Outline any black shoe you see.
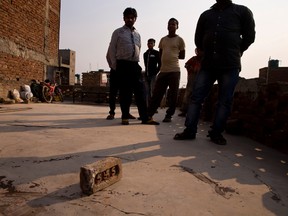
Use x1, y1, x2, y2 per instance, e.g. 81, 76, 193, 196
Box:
207, 130, 227, 145
121, 119, 129, 125
174, 131, 196, 140
142, 118, 160, 125
162, 115, 172, 122
106, 114, 115, 120
128, 114, 136, 119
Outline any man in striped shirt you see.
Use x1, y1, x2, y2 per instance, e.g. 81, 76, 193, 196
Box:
107, 7, 159, 125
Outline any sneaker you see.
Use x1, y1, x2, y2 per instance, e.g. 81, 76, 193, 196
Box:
162, 116, 172, 122
174, 131, 196, 140
106, 114, 115, 120
207, 130, 227, 145
128, 114, 136, 119
142, 118, 160, 125
121, 119, 129, 125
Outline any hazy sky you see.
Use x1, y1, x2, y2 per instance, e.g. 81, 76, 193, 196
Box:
59, 0, 288, 87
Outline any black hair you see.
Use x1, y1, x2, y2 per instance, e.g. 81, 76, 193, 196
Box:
148, 38, 155, 43
123, 7, 137, 18
168, 18, 179, 27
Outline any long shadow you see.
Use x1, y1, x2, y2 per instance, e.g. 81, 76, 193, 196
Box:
0, 104, 123, 133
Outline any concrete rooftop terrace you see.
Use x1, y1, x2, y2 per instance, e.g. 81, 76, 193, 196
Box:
0, 102, 287, 215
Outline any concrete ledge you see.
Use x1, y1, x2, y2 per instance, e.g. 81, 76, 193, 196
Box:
80, 157, 122, 195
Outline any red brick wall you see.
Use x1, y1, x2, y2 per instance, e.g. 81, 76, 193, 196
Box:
0, 0, 61, 98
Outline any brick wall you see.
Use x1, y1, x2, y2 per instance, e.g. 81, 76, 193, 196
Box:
259, 67, 288, 84
0, 0, 61, 98
82, 71, 109, 87
203, 80, 288, 154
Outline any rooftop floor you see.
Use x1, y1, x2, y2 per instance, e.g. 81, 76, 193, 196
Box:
0, 102, 287, 215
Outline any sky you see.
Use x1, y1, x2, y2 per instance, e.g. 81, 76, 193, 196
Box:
59, 0, 288, 87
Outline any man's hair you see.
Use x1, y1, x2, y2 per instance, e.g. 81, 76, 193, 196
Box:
148, 38, 155, 43
168, 18, 179, 27
123, 7, 137, 18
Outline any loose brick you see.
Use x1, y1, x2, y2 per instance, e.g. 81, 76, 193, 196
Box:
80, 157, 122, 195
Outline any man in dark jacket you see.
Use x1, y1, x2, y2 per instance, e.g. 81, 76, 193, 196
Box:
174, 0, 255, 145
143, 38, 161, 104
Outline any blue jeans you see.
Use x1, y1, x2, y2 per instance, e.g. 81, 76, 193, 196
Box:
185, 68, 239, 134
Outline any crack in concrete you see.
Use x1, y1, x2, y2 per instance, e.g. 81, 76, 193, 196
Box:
93, 155, 151, 164
91, 199, 147, 215
173, 165, 237, 199
33, 155, 79, 164
8, 124, 69, 129
0, 107, 32, 113
212, 151, 284, 204
252, 170, 283, 205
0, 176, 45, 196
0, 176, 15, 193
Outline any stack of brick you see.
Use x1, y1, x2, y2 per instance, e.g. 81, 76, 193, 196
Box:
72, 71, 109, 103
226, 82, 288, 153
82, 72, 102, 87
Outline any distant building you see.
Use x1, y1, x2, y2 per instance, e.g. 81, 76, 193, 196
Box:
75, 74, 81, 85
259, 59, 288, 84
58, 49, 76, 85
82, 70, 109, 87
